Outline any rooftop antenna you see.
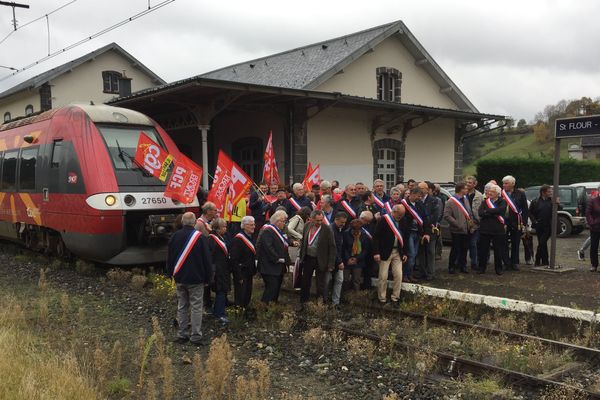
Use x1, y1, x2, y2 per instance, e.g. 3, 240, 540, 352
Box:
0, 1, 30, 30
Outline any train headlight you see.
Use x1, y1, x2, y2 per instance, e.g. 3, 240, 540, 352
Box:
105, 195, 117, 206
124, 195, 136, 207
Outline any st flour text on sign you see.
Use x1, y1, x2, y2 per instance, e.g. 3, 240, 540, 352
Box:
555, 115, 600, 139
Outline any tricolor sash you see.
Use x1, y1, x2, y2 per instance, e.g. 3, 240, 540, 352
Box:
173, 230, 202, 276
322, 213, 331, 226
362, 227, 373, 240
311, 201, 317, 209
486, 198, 505, 224
196, 217, 210, 232
209, 234, 228, 256
401, 199, 424, 226
308, 225, 321, 246
235, 232, 255, 254
263, 224, 288, 248
340, 200, 357, 219
383, 214, 404, 248
289, 197, 301, 211
384, 201, 394, 215
449, 196, 471, 221
373, 194, 385, 209
501, 190, 523, 226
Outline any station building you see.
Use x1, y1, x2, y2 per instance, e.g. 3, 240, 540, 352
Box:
111, 20, 504, 187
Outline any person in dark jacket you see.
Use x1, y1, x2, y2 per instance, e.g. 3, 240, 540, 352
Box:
298, 209, 337, 303
417, 181, 442, 280
268, 188, 289, 219
330, 212, 348, 306
477, 184, 512, 275
529, 185, 560, 267
286, 183, 313, 216
373, 204, 408, 305
229, 216, 256, 308
401, 188, 431, 282
167, 212, 213, 345
501, 175, 528, 269
343, 219, 372, 291
249, 183, 271, 234
257, 210, 291, 303
208, 218, 231, 324
585, 184, 600, 272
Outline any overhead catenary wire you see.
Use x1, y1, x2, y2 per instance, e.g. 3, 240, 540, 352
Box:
0, 0, 79, 46
0, 0, 175, 82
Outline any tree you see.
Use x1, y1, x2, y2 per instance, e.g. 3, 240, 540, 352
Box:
505, 117, 515, 129
517, 119, 527, 128
533, 121, 551, 143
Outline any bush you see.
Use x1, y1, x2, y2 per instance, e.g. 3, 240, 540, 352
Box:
475, 157, 600, 188
147, 274, 176, 299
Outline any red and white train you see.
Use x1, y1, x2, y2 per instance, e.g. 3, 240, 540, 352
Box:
0, 103, 198, 265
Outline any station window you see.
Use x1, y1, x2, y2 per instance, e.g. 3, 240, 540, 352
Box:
376, 148, 397, 190
232, 137, 262, 183
376, 67, 401, 102
19, 147, 38, 191
51, 140, 63, 168
3, 112, 10, 123
2, 150, 18, 191
25, 104, 33, 116
102, 70, 122, 94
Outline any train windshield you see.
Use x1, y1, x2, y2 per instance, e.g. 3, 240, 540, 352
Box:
97, 125, 164, 170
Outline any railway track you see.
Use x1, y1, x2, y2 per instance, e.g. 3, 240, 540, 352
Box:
282, 287, 600, 397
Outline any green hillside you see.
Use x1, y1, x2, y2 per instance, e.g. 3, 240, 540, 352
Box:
463, 134, 579, 177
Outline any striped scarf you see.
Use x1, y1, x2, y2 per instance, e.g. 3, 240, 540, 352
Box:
351, 230, 362, 256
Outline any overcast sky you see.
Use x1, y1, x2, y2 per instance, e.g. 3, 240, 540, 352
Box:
1, 0, 598, 121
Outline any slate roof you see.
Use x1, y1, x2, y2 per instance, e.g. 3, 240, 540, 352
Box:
201, 20, 478, 112
0, 43, 166, 100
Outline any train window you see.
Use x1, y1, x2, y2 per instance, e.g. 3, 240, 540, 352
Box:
2, 151, 17, 191
19, 147, 38, 191
96, 125, 164, 170
51, 140, 63, 168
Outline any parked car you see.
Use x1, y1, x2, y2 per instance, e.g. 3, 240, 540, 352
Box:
569, 182, 600, 196
524, 185, 587, 237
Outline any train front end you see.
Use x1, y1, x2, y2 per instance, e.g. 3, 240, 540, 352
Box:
69, 104, 198, 265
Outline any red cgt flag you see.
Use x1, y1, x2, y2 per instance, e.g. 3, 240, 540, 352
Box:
208, 151, 254, 217
134, 132, 174, 182
164, 154, 203, 204
262, 131, 280, 185
303, 163, 320, 192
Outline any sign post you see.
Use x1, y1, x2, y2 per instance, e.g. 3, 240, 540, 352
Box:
550, 115, 600, 268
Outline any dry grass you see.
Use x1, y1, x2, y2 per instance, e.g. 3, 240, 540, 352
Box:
279, 311, 295, 331
382, 393, 400, 400
38, 296, 49, 326
110, 340, 123, 377
370, 318, 392, 337
346, 337, 375, 362
247, 358, 270, 398
38, 267, 48, 291
303, 327, 327, 351
0, 298, 102, 399
93, 346, 109, 387
205, 334, 234, 398
130, 274, 147, 290
60, 293, 70, 323
106, 268, 133, 284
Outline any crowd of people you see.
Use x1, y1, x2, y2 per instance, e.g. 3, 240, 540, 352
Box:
166, 175, 562, 345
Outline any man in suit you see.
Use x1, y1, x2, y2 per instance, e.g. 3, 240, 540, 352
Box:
257, 210, 291, 303
268, 188, 289, 219
249, 183, 270, 232
298, 209, 337, 304
373, 204, 408, 306
330, 212, 348, 306
401, 188, 431, 282
167, 212, 213, 346
286, 183, 313, 216
502, 175, 527, 270
444, 182, 474, 274
230, 216, 257, 308
465, 176, 484, 270
416, 181, 442, 281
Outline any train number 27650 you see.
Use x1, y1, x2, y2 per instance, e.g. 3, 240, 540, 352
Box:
141, 197, 168, 205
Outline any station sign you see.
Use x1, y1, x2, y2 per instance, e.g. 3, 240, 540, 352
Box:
555, 115, 600, 138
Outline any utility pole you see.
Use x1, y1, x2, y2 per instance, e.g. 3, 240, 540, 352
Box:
0, 1, 30, 31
